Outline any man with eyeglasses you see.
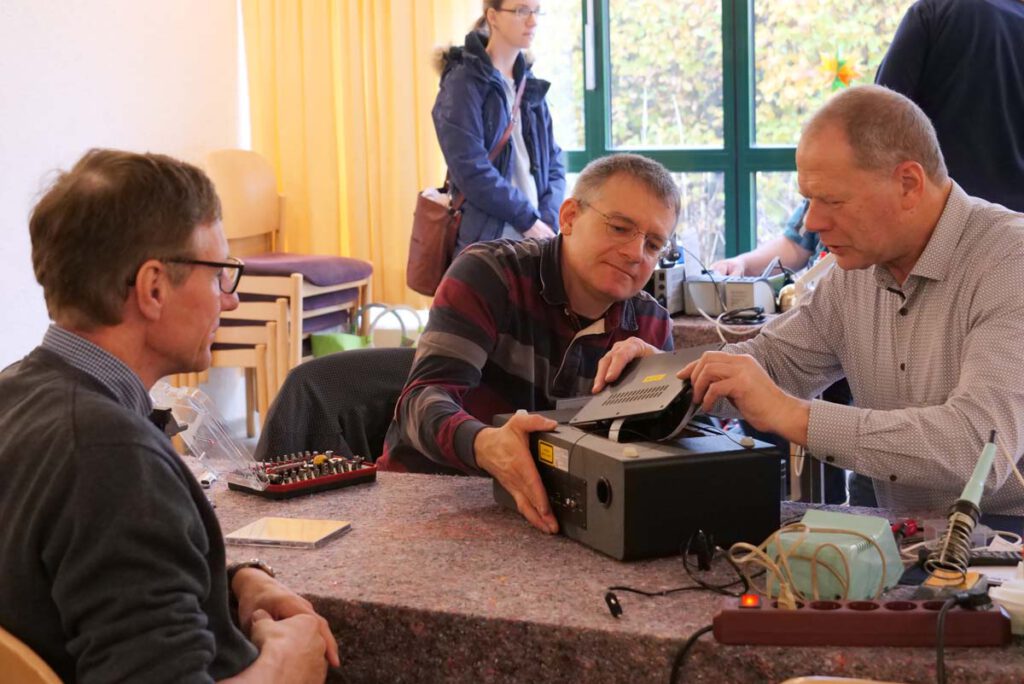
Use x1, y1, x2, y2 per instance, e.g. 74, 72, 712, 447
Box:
381, 153, 678, 533
0, 149, 338, 682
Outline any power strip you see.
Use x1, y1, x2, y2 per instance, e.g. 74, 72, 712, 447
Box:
712, 596, 1010, 646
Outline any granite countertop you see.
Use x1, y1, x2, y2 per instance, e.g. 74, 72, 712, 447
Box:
214, 472, 1023, 683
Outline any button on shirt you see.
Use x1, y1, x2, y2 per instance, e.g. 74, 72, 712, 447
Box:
723, 183, 1024, 514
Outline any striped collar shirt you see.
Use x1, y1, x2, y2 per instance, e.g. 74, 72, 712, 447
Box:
41, 324, 152, 419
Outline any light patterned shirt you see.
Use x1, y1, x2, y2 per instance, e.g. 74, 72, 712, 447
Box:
724, 183, 1024, 514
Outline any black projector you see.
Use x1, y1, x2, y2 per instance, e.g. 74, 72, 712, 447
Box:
493, 418, 781, 560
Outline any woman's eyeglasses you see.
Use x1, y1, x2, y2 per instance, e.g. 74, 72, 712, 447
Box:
496, 6, 545, 20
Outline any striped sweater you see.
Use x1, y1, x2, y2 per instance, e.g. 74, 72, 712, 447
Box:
379, 237, 672, 474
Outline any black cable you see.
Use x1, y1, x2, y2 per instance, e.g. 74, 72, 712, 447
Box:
935, 589, 992, 684
608, 584, 708, 598
680, 245, 729, 312
603, 533, 753, 619
719, 306, 766, 325
680, 539, 751, 597
669, 624, 714, 684
936, 595, 957, 684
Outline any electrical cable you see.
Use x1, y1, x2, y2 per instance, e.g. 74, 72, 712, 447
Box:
935, 595, 957, 684
678, 246, 733, 344
729, 523, 890, 602
679, 245, 728, 310
604, 533, 755, 620
669, 624, 714, 684
719, 307, 766, 326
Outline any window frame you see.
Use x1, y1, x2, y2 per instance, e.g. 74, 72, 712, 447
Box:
565, 0, 796, 258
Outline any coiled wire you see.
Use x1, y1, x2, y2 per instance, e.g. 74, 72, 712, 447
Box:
924, 510, 975, 583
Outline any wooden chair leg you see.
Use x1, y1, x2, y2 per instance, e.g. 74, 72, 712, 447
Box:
275, 298, 289, 392
255, 343, 269, 431
264, 321, 278, 405
289, 273, 303, 369
244, 367, 256, 438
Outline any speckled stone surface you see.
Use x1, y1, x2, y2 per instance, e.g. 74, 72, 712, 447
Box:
672, 314, 776, 349
214, 472, 1024, 683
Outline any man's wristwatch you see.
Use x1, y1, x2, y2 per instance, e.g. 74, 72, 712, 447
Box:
227, 559, 276, 584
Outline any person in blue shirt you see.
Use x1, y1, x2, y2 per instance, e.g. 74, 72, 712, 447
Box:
433, 0, 565, 254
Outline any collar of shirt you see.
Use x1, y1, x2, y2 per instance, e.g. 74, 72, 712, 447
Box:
41, 324, 153, 419
872, 181, 968, 291
537, 236, 638, 334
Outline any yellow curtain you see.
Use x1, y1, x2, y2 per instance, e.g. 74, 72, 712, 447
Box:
242, 0, 479, 305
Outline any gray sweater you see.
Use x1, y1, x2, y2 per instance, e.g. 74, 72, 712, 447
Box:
0, 348, 257, 683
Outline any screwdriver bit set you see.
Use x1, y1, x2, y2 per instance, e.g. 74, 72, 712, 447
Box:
227, 451, 377, 499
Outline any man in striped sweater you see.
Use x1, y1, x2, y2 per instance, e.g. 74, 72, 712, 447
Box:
381, 154, 680, 533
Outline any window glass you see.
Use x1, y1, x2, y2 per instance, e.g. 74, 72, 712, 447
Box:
609, 0, 723, 149
753, 1, 914, 145
754, 171, 802, 246
674, 172, 726, 268
531, 3, 585, 150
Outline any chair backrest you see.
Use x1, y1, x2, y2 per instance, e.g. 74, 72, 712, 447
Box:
255, 347, 416, 461
0, 626, 61, 684
205, 149, 281, 255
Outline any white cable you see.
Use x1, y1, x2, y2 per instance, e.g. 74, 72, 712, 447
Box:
693, 304, 762, 344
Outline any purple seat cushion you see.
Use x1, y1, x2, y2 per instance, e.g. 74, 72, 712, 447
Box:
241, 252, 373, 287
213, 310, 351, 351
238, 289, 358, 334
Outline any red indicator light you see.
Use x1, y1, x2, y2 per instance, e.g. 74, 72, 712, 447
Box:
739, 593, 761, 609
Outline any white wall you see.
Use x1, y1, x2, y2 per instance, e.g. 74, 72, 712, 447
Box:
0, 0, 242, 366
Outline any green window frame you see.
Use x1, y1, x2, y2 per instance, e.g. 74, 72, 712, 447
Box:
568, 0, 792, 259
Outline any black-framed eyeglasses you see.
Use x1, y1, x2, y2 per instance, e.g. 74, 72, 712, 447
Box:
578, 201, 672, 260
165, 256, 245, 294
496, 6, 545, 20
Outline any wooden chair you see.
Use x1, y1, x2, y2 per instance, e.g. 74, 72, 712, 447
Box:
0, 626, 61, 684
171, 297, 287, 437
205, 149, 373, 369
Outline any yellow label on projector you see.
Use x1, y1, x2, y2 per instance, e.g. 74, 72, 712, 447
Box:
538, 441, 555, 465
642, 373, 666, 383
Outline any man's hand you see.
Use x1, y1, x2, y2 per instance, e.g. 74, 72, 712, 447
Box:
232, 568, 340, 668
593, 337, 661, 393
678, 351, 810, 446
474, 412, 559, 534
709, 256, 746, 276
523, 220, 556, 240
244, 609, 329, 684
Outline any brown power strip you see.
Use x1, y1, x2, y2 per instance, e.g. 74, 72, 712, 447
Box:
712, 596, 1011, 647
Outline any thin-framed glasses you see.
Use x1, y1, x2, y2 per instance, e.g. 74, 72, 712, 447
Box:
165, 256, 245, 294
496, 6, 545, 20
578, 201, 672, 260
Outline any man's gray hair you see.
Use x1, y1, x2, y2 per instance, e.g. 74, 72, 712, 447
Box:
572, 153, 681, 219
803, 84, 948, 183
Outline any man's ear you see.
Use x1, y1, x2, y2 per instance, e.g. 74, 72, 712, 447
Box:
131, 259, 168, 322
895, 160, 926, 209
559, 197, 581, 236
